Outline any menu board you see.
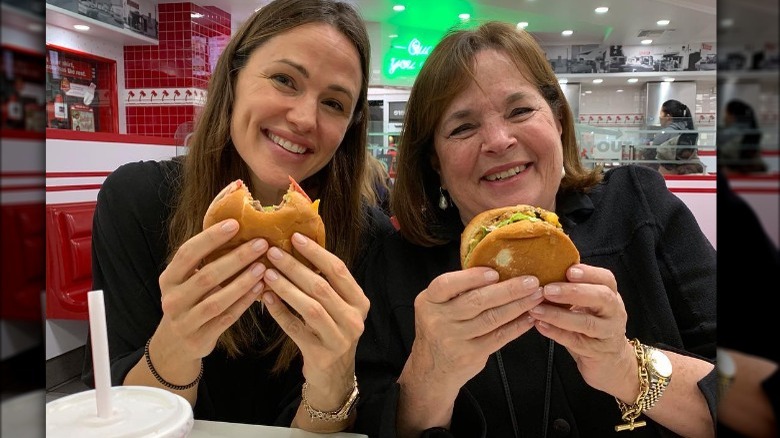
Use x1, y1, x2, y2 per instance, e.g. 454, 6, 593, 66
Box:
45, 48, 99, 131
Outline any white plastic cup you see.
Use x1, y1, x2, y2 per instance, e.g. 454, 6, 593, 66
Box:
46, 386, 194, 438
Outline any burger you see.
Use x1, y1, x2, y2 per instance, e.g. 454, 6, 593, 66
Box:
202, 177, 326, 272
460, 205, 579, 285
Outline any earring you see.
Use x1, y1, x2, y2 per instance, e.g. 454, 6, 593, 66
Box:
439, 187, 450, 210
561, 166, 566, 179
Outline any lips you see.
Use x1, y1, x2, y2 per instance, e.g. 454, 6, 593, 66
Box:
483, 164, 528, 181
267, 131, 308, 154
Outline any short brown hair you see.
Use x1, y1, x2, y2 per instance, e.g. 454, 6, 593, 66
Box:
391, 21, 602, 246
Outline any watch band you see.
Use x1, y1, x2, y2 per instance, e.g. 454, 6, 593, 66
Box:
641, 346, 671, 411
302, 375, 359, 422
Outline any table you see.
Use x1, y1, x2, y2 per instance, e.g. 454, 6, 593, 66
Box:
191, 420, 368, 437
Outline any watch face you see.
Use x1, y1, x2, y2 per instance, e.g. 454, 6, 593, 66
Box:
650, 349, 673, 378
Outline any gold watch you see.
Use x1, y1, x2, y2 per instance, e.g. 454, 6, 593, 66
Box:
302, 375, 359, 422
640, 345, 673, 411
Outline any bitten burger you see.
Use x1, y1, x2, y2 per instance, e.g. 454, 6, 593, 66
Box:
460, 205, 579, 285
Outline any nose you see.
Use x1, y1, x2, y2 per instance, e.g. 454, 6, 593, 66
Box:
480, 118, 515, 154
287, 95, 317, 133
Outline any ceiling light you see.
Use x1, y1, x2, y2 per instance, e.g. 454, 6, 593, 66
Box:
657, 19, 670, 26
190, 12, 203, 18
616, 89, 624, 92
517, 21, 529, 29
585, 90, 593, 94
73, 24, 90, 31
720, 18, 734, 28
627, 78, 639, 83
663, 77, 675, 82
562, 30, 573, 36
595, 7, 609, 13
458, 13, 470, 20
558, 78, 568, 84
388, 34, 398, 39
393, 5, 405, 12
641, 39, 653, 44
592, 79, 603, 84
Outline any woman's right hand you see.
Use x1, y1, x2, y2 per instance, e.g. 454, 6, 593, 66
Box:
396, 268, 544, 434
126, 219, 268, 395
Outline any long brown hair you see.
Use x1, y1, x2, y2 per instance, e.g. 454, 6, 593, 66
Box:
167, 0, 371, 373
391, 21, 602, 247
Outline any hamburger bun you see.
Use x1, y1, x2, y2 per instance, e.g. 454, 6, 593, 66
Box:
461, 205, 579, 285
202, 177, 326, 273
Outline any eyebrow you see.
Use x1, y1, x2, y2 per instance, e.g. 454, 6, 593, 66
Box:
442, 91, 532, 124
276, 58, 355, 101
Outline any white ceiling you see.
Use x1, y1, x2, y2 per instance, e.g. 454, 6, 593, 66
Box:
166, 0, 718, 47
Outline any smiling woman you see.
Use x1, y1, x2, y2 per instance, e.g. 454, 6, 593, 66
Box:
81, 0, 395, 434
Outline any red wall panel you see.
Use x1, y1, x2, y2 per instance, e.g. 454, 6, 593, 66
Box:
0, 203, 45, 320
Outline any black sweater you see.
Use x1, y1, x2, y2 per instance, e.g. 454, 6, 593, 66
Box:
354, 165, 718, 438
82, 159, 394, 426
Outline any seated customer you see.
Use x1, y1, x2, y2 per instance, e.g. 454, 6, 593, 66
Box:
653, 99, 704, 174
354, 21, 717, 437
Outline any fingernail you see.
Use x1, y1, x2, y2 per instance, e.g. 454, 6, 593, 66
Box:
265, 269, 278, 282
569, 267, 583, 279
221, 220, 238, 233
530, 288, 543, 300
251, 239, 268, 252
522, 276, 538, 289
545, 285, 561, 296
484, 270, 499, 282
252, 282, 264, 294
268, 247, 283, 260
251, 263, 265, 277
292, 233, 307, 245
530, 305, 545, 315
262, 292, 275, 305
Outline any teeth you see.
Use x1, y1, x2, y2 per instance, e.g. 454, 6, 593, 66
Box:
268, 132, 307, 154
485, 165, 526, 181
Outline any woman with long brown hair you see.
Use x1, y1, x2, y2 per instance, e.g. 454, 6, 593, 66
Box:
82, 0, 392, 432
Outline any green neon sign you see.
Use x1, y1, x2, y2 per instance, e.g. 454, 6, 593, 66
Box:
382, 28, 445, 81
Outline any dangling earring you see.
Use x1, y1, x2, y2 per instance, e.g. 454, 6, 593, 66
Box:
561, 166, 566, 179
439, 187, 450, 210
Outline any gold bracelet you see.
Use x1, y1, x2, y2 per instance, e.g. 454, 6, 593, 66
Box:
144, 338, 203, 391
301, 375, 359, 422
615, 339, 650, 432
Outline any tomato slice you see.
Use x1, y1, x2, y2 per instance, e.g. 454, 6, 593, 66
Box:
288, 175, 312, 202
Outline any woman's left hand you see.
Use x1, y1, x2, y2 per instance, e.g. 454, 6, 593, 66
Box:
260, 232, 368, 412
529, 264, 637, 398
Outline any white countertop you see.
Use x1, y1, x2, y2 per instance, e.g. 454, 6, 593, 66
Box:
191, 420, 368, 438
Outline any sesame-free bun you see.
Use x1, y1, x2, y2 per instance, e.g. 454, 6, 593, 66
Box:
460, 205, 579, 285
202, 178, 326, 271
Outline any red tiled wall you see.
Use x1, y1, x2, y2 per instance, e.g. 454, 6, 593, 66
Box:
124, 2, 230, 137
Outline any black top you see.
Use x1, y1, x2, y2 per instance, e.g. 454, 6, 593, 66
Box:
353, 165, 718, 438
82, 159, 395, 425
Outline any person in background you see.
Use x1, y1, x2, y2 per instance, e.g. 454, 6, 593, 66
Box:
719, 99, 767, 173
652, 99, 704, 174
364, 153, 393, 215
354, 21, 716, 437
82, 0, 392, 432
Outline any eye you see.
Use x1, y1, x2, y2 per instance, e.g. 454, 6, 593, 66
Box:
448, 123, 476, 137
509, 107, 535, 119
323, 99, 345, 113
270, 74, 295, 89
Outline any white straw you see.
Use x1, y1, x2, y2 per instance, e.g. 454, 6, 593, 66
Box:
87, 290, 113, 418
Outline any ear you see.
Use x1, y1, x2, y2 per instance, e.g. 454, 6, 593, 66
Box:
430, 152, 442, 175
556, 117, 563, 137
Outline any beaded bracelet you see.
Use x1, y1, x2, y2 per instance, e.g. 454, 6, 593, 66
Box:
144, 338, 203, 391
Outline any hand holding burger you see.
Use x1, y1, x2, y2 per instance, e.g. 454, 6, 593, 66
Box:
461, 205, 579, 285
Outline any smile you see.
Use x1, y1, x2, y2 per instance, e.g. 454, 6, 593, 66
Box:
484, 164, 527, 181
268, 132, 307, 154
